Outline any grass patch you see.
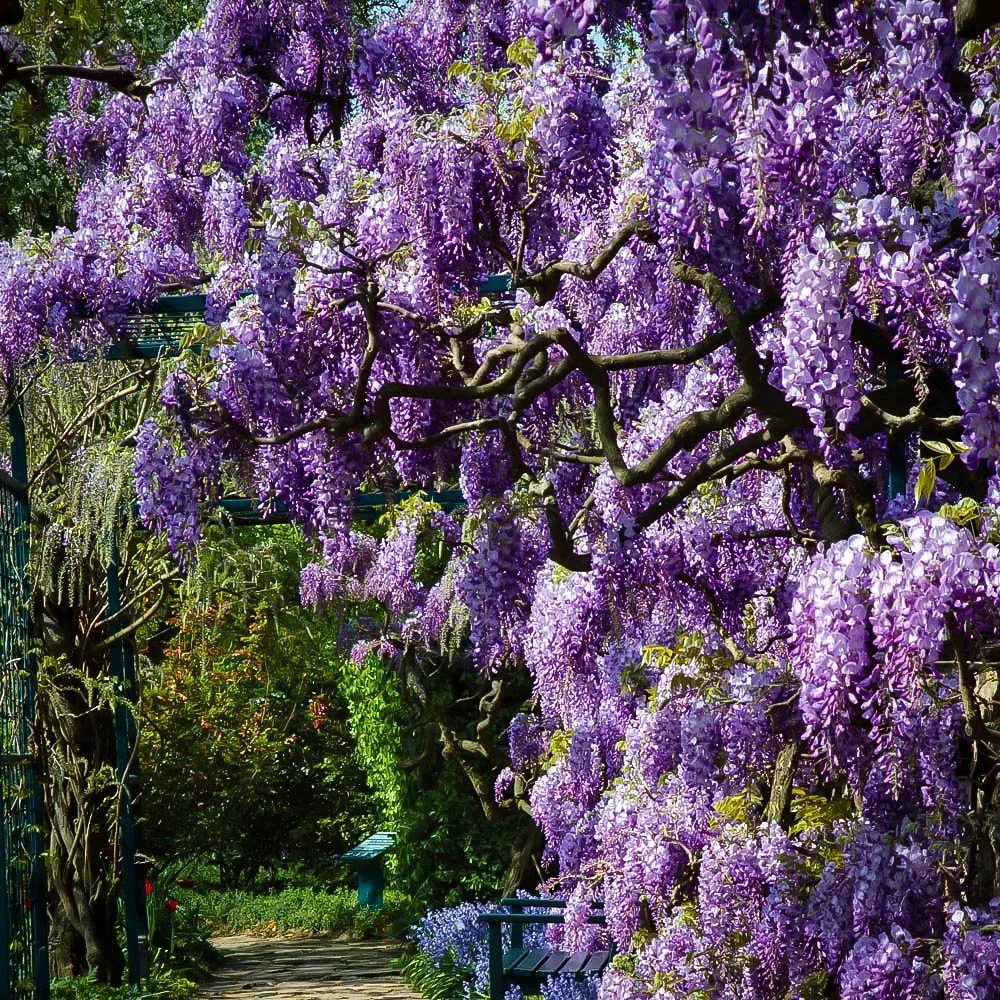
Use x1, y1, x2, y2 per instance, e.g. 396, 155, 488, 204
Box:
51, 971, 199, 1000
198, 886, 408, 937
395, 950, 482, 1000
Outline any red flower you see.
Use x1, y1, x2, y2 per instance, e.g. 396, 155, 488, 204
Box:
175, 878, 196, 889
145, 877, 154, 897
165, 898, 179, 912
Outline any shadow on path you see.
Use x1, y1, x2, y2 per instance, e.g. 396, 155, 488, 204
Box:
198, 935, 422, 999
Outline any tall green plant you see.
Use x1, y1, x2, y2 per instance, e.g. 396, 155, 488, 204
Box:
139, 526, 376, 884
337, 652, 533, 914
337, 653, 406, 824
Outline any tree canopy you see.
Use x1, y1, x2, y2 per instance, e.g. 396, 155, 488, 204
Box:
4, 0, 1000, 995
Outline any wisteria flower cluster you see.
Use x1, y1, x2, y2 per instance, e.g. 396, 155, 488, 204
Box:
4, 0, 1000, 997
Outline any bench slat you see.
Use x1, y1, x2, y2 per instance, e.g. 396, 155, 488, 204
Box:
562, 952, 591, 975
537, 950, 571, 974
583, 950, 612, 973
502, 949, 527, 973
511, 949, 550, 974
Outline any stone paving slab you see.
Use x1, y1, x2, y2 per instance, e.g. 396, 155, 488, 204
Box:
198, 935, 423, 1000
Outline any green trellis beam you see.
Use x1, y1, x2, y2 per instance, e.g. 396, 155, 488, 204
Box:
106, 540, 148, 986
0, 277, 491, 993
186, 490, 466, 526
104, 276, 513, 361
3, 397, 50, 1000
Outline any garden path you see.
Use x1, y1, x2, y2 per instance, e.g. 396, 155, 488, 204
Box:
198, 934, 422, 1000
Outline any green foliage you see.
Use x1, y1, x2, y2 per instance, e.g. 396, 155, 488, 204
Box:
139, 527, 376, 884
939, 496, 984, 528
197, 886, 407, 937
35, 440, 137, 600
140, 865, 221, 980
338, 653, 406, 823
337, 651, 530, 916
395, 949, 483, 1000
12, 0, 203, 64
391, 785, 526, 912
0, 0, 206, 237
0, 110, 75, 236
795, 970, 831, 1000
139, 606, 375, 883
51, 970, 198, 1000
914, 438, 970, 504
788, 788, 855, 837
713, 787, 764, 826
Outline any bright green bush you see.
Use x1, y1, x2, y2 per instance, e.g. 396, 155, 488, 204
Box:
197, 886, 408, 937
139, 526, 377, 886
339, 653, 533, 918
51, 971, 199, 1000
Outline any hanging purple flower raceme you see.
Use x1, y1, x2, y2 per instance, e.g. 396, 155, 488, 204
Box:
780, 228, 860, 454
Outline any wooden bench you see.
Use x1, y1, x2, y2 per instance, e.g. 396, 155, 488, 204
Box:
479, 897, 613, 999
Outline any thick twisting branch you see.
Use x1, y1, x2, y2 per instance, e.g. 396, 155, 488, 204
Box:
0, 44, 161, 101
668, 261, 768, 390
516, 217, 658, 305
956, 0, 1000, 37
947, 614, 1000, 746
766, 742, 801, 828
0, 468, 29, 502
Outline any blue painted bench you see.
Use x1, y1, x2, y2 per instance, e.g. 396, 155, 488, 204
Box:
479, 897, 613, 1000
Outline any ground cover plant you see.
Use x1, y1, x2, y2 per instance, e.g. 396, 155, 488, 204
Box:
3, 1, 1000, 998
196, 886, 407, 937
50, 972, 199, 1000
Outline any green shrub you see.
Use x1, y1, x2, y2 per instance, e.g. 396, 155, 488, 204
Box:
339, 653, 534, 919
140, 867, 221, 980
394, 950, 481, 1000
139, 526, 377, 887
51, 971, 199, 1000
198, 886, 408, 937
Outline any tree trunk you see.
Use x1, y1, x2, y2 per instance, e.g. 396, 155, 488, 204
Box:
37, 660, 126, 986
48, 902, 85, 979
956, 0, 1000, 38
502, 823, 544, 896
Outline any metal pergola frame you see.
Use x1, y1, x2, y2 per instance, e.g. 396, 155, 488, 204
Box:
1, 284, 477, 993
3, 276, 907, 996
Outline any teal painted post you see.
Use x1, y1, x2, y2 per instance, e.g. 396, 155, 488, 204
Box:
509, 900, 523, 950
0, 784, 10, 1000
888, 440, 907, 500
487, 921, 504, 1000
107, 542, 148, 984
10, 399, 50, 1000
355, 861, 384, 910
340, 832, 394, 912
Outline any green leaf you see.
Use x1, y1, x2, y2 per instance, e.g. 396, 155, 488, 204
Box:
940, 498, 981, 526
447, 59, 474, 79
507, 37, 537, 68
915, 460, 937, 504
922, 439, 952, 455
